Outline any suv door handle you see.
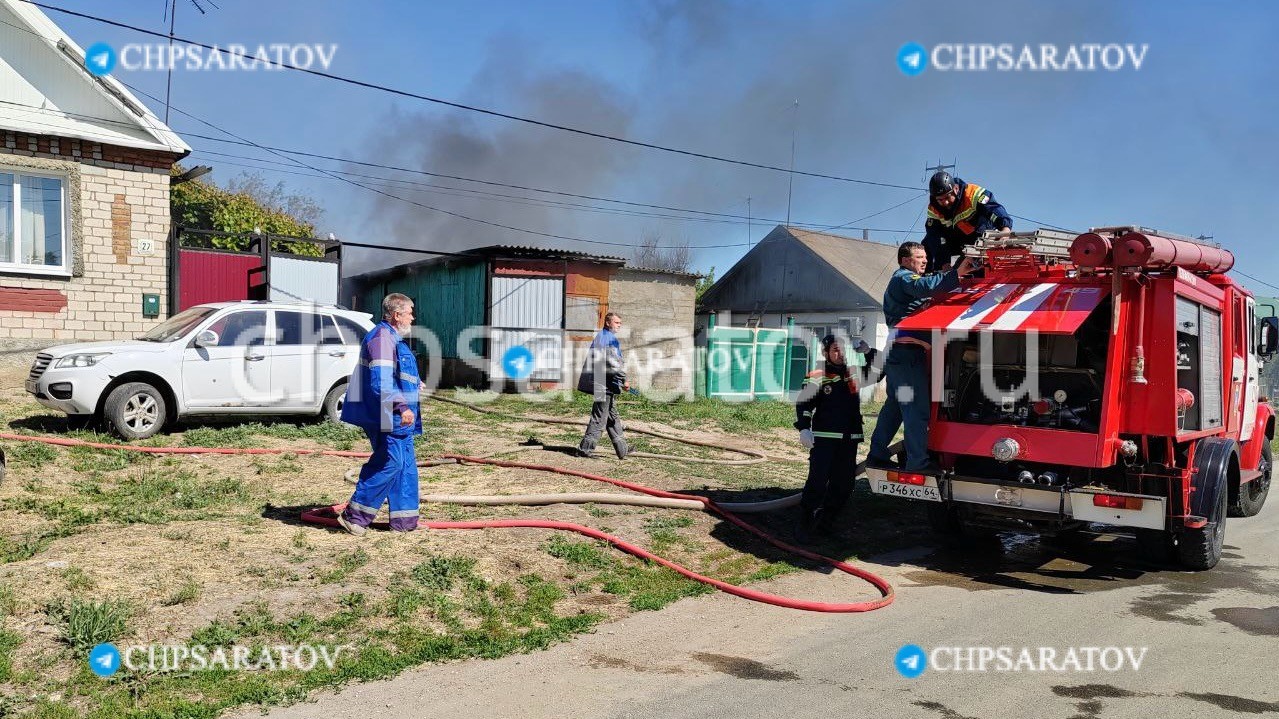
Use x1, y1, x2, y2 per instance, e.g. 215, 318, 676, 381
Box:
246, 354, 266, 362
329, 350, 347, 357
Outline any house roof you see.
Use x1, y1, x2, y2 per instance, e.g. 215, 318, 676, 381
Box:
696, 225, 902, 314
0, 0, 190, 155
784, 227, 900, 301
344, 243, 628, 285
465, 244, 627, 264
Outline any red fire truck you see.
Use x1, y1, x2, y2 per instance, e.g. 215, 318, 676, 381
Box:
866, 227, 1278, 570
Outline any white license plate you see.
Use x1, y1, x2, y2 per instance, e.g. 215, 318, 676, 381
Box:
872, 479, 942, 502
25, 379, 37, 394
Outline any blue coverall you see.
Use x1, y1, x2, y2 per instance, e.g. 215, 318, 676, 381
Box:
339, 321, 423, 531
866, 266, 961, 471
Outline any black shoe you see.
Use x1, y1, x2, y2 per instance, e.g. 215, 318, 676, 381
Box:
865, 456, 897, 470
816, 507, 842, 533
576, 447, 597, 459
793, 519, 815, 545
794, 509, 820, 544
615, 444, 630, 460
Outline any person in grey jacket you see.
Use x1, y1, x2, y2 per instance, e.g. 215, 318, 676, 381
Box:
576, 312, 630, 459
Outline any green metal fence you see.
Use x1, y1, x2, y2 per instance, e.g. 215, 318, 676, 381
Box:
700, 317, 874, 402
703, 316, 819, 401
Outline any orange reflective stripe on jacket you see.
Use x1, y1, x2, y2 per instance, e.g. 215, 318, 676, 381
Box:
926, 183, 987, 235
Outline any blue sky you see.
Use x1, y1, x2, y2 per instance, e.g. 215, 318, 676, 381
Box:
44, 0, 1279, 292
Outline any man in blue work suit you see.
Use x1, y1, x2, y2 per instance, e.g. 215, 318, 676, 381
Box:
922, 170, 1012, 273
336, 293, 423, 535
576, 311, 630, 459
866, 242, 975, 472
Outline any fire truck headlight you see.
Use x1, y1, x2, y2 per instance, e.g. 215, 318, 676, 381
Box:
1120, 440, 1139, 458
992, 438, 1020, 463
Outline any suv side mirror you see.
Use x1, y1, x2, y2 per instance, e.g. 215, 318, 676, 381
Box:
194, 329, 219, 348
1258, 316, 1278, 358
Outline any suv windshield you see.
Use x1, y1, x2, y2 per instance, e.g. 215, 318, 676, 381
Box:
139, 306, 217, 342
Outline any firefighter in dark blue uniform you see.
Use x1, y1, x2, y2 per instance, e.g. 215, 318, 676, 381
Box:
922, 171, 1012, 273
793, 335, 878, 543
866, 242, 975, 472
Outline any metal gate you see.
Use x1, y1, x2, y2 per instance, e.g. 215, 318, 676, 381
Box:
489, 275, 564, 382
171, 228, 342, 313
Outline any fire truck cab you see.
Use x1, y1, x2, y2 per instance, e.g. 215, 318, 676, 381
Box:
865, 227, 1278, 570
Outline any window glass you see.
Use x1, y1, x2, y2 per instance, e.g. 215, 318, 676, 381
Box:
334, 315, 370, 345
19, 176, 62, 267
316, 314, 345, 345
274, 311, 306, 346
0, 174, 12, 264
206, 311, 268, 347
141, 306, 216, 342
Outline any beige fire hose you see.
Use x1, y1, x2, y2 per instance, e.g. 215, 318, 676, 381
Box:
428, 394, 779, 465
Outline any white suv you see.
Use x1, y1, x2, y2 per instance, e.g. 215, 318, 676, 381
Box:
26, 301, 374, 439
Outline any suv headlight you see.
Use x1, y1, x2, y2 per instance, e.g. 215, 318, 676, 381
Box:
55, 353, 111, 368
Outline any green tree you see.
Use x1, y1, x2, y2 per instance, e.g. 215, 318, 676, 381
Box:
170, 167, 325, 256
695, 266, 715, 301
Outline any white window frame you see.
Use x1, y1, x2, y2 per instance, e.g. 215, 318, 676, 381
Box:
0, 166, 71, 278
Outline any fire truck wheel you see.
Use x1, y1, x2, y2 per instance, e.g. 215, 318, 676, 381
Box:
1229, 441, 1271, 518
1176, 468, 1228, 571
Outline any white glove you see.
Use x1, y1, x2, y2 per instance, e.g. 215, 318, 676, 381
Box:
799, 429, 815, 449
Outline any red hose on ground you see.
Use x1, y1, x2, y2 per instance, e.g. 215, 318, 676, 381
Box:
0, 435, 895, 612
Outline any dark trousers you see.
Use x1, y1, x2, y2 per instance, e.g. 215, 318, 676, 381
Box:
802, 439, 859, 519
579, 393, 629, 457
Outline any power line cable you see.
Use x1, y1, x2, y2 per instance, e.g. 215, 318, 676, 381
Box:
21, 0, 922, 191
190, 146, 924, 233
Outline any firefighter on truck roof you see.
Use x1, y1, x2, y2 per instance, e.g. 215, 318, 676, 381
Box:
866, 242, 976, 473
922, 170, 1012, 273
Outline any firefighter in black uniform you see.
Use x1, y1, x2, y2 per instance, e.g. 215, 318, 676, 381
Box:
793, 334, 876, 543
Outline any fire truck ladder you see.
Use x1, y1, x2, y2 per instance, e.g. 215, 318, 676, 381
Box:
965, 228, 1077, 261
962, 228, 1077, 275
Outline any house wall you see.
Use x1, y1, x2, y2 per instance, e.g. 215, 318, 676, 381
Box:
608, 268, 697, 395
0, 132, 177, 350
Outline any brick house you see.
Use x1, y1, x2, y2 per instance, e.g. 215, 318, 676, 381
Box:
0, 0, 190, 350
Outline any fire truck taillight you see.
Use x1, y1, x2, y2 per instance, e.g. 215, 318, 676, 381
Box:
991, 438, 1020, 462
1092, 494, 1144, 511
886, 471, 927, 486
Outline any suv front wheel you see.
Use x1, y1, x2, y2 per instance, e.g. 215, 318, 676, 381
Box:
104, 382, 168, 440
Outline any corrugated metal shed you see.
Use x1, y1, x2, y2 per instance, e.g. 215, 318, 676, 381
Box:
357, 259, 487, 359
490, 275, 564, 381
0, 0, 190, 154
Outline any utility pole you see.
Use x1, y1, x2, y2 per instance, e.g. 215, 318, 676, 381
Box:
163, 0, 212, 124
786, 100, 798, 226
164, 0, 176, 123
747, 196, 752, 247
924, 158, 957, 184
